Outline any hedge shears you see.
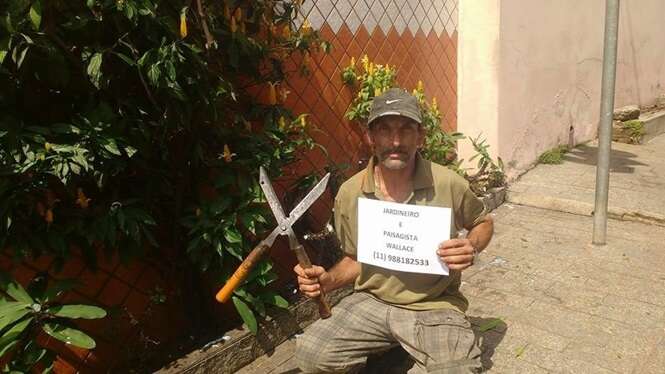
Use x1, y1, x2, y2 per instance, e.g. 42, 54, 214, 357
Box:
215, 167, 332, 319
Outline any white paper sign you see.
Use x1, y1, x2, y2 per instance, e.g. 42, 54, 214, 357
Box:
357, 198, 451, 275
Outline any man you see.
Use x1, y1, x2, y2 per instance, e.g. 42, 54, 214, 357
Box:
294, 88, 494, 373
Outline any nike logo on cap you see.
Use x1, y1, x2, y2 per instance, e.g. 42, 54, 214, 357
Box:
385, 99, 401, 105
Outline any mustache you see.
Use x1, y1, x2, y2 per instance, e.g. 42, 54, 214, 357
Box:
379, 147, 408, 157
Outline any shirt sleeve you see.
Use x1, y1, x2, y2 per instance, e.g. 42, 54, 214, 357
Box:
334, 193, 358, 257
456, 186, 488, 231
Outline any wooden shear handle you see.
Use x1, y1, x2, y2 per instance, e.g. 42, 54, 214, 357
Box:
293, 244, 332, 319
216, 243, 270, 303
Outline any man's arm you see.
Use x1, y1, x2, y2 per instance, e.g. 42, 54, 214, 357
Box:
438, 214, 494, 271
294, 255, 360, 298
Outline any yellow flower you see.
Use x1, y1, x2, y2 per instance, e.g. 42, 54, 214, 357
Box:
44, 142, 52, 152
350, 56, 356, 68
361, 54, 369, 71
76, 188, 91, 209
268, 82, 277, 105
368, 62, 375, 75
280, 87, 290, 102
180, 12, 188, 38
417, 80, 424, 92
300, 115, 307, 128
222, 144, 236, 162
301, 20, 312, 35
45, 209, 54, 224
432, 97, 438, 111
278, 116, 287, 130
374, 87, 382, 97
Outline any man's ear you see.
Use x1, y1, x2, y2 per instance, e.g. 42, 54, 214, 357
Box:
364, 129, 375, 147
417, 125, 426, 147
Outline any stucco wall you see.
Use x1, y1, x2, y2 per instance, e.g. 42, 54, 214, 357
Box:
459, 0, 665, 179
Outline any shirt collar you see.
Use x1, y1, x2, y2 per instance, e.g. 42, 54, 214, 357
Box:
361, 153, 434, 194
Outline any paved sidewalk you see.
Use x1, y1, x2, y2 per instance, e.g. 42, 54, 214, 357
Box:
507, 135, 665, 225
238, 135, 665, 373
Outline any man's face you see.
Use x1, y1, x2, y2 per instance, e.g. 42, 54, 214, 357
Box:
367, 115, 425, 170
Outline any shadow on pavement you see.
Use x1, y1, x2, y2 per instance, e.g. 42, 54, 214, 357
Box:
468, 316, 508, 372
562, 144, 646, 174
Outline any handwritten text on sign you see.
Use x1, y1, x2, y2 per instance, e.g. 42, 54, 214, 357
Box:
357, 198, 451, 275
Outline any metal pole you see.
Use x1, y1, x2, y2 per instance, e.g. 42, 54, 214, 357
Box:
593, 0, 620, 245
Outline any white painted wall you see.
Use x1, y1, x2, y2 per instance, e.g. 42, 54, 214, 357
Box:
458, 0, 665, 179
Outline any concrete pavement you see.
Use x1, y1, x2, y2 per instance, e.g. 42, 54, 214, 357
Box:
237, 134, 665, 373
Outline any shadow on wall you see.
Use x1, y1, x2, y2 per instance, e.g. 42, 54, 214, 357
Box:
563, 144, 646, 174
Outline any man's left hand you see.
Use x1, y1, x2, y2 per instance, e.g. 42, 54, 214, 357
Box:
437, 238, 475, 271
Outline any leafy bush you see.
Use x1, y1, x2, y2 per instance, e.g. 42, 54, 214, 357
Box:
0, 273, 106, 372
621, 120, 645, 143
1, 0, 327, 336
341, 55, 505, 194
538, 145, 569, 164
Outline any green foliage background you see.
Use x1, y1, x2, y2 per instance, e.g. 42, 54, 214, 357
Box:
0, 0, 327, 344
341, 55, 505, 195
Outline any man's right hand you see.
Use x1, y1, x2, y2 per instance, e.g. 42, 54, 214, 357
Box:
293, 264, 330, 298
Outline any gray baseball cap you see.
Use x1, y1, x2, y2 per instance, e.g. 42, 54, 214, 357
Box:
367, 88, 422, 127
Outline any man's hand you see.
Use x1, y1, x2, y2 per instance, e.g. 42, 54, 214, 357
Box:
437, 238, 476, 271
294, 264, 331, 298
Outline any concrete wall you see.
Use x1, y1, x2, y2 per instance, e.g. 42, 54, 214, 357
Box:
458, 0, 665, 179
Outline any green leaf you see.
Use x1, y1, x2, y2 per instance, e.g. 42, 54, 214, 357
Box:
0, 307, 30, 332
224, 227, 242, 244
0, 317, 33, 354
51, 123, 81, 134
0, 275, 34, 303
124, 145, 138, 158
231, 296, 257, 334
478, 318, 504, 332
42, 323, 96, 349
29, 1, 42, 29
259, 291, 289, 309
47, 304, 106, 319
101, 138, 121, 155
0, 301, 30, 317
114, 52, 135, 66
87, 52, 103, 88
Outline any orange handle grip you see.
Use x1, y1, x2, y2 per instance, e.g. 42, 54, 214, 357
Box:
216, 244, 270, 303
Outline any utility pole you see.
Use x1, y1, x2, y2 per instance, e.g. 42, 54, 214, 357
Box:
593, 0, 620, 245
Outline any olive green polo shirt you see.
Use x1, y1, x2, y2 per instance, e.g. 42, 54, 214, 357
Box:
333, 154, 487, 312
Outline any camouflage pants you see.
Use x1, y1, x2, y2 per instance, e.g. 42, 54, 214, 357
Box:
295, 292, 482, 373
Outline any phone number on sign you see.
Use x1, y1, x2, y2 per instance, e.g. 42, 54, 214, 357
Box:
373, 251, 430, 266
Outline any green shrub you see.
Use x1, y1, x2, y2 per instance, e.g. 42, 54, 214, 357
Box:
0, 273, 106, 372
538, 145, 569, 164
622, 120, 645, 143
341, 55, 505, 194
1, 0, 327, 335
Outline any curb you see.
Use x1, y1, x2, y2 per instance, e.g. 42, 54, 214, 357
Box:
506, 191, 665, 227
642, 109, 665, 143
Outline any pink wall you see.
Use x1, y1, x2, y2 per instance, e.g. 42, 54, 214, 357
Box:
459, 0, 665, 179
